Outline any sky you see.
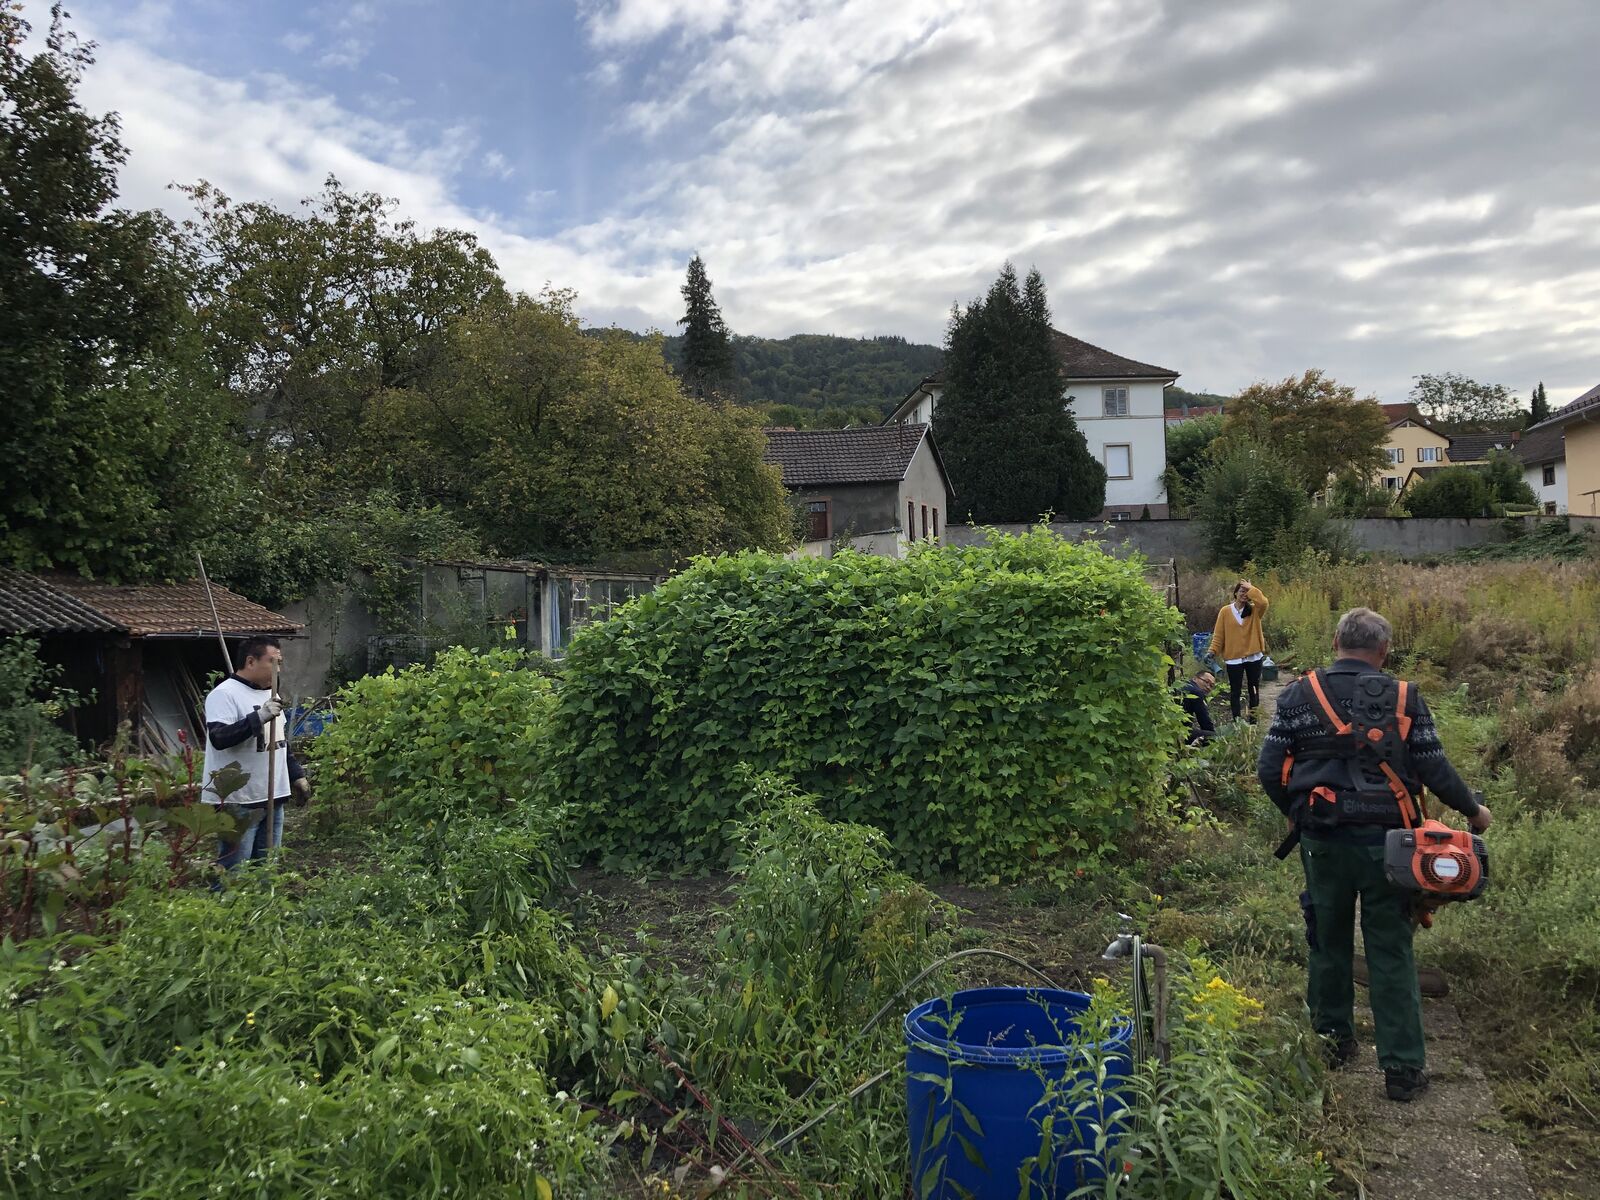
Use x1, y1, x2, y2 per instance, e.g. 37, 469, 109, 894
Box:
46, 0, 1600, 402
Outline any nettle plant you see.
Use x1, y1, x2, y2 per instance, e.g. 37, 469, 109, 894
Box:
542, 529, 1185, 881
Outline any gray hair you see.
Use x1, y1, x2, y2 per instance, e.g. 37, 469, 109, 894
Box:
1334, 607, 1392, 652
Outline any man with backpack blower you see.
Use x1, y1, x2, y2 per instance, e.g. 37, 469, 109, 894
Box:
1257, 608, 1492, 1103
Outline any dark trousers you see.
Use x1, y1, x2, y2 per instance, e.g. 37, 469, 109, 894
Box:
1226, 659, 1262, 719
1300, 836, 1426, 1070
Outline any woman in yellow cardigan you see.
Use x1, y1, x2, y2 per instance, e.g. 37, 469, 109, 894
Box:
1210, 579, 1269, 722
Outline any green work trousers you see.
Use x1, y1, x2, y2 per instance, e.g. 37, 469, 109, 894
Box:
1300, 835, 1425, 1070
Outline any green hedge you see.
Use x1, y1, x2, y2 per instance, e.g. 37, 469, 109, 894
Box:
540, 529, 1185, 880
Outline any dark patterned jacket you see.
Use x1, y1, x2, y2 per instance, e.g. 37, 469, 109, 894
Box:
1257, 658, 1480, 832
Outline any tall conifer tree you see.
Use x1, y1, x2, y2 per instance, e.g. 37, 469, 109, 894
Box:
934, 264, 1104, 521
677, 254, 734, 400
1529, 381, 1549, 425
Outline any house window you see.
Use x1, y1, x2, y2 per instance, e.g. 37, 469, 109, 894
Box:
907, 500, 915, 537
1383, 476, 1399, 490
932, 508, 940, 542
805, 500, 830, 541
1102, 387, 1129, 417
1543, 464, 1557, 487
1417, 446, 1441, 463
1385, 448, 1404, 464
921, 504, 929, 540
1545, 501, 1558, 515
1111, 510, 1131, 521
1103, 443, 1132, 479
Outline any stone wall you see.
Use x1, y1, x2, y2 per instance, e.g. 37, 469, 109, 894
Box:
943, 517, 1539, 561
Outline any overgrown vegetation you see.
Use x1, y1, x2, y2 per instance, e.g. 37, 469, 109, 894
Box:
0, 637, 84, 774
540, 530, 1184, 880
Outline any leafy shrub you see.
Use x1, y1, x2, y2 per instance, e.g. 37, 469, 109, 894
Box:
692, 775, 952, 1094
1406, 467, 1492, 518
541, 530, 1185, 880
0, 819, 605, 1198
0, 636, 83, 774
311, 645, 555, 824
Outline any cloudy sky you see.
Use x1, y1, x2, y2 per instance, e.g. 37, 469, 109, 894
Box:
52, 0, 1600, 402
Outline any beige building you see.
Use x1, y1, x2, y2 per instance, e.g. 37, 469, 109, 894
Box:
1376, 404, 1450, 492
1522, 384, 1600, 516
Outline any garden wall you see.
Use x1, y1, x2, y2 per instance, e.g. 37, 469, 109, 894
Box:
944, 517, 1541, 561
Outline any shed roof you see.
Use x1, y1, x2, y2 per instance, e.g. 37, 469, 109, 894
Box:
0, 568, 127, 635
38, 575, 301, 638
763, 423, 947, 489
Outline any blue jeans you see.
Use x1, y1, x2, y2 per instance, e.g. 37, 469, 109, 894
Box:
217, 802, 285, 873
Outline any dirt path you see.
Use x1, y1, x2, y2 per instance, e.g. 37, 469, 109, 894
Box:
1335, 973, 1537, 1198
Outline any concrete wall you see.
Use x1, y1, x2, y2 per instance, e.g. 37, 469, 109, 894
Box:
897, 434, 951, 546
943, 517, 1534, 561
793, 481, 901, 541
279, 583, 380, 699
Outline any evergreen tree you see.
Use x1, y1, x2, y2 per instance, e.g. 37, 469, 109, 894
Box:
934, 264, 1104, 522
677, 254, 733, 400
1529, 381, 1550, 425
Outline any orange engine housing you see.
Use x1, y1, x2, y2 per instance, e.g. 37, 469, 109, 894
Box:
1383, 820, 1489, 902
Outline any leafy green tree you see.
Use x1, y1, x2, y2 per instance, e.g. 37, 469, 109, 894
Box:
1162, 413, 1223, 516
1529, 381, 1550, 426
676, 254, 734, 400
1410, 372, 1519, 433
1214, 370, 1389, 495
934, 264, 1104, 521
182, 177, 503, 482
1481, 451, 1537, 509
1195, 445, 1342, 569
1406, 467, 1492, 518
0, 4, 237, 580
414, 292, 791, 557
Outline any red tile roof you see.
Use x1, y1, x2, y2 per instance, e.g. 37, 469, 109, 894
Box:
0, 568, 126, 635
1381, 403, 1438, 429
38, 574, 301, 638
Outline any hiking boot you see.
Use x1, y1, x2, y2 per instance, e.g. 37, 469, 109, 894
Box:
1323, 1036, 1359, 1069
1384, 1067, 1429, 1102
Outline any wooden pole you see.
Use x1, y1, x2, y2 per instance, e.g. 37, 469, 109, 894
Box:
195, 553, 234, 676
265, 662, 279, 856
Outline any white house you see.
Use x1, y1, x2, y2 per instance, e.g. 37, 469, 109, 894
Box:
1513, 420, 1566, 514
886, 330, 1179, 518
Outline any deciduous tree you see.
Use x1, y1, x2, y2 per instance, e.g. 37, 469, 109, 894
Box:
1214, 370, 1388, 495
0, 3, 237, 580
1410, 372, 1519, 433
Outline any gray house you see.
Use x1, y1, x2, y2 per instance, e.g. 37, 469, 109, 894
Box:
762, 424, 953, 556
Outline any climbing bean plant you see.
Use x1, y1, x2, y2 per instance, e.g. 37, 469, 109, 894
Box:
541, 529, 1185, 881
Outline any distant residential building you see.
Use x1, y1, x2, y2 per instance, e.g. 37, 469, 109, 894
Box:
1164, 403, 1225, 426
1524, 383, 1600, 517
1514, 421, 1566, 514
1375, 403, 1450, 492
762, 424, 952, 556
886, 331, 1178, 518
1443, 431, 1520, 465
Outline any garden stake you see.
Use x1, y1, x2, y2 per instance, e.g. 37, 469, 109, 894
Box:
195, 552, 234, 676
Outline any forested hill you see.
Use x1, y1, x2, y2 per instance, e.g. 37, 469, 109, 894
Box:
664, 332, 943, 423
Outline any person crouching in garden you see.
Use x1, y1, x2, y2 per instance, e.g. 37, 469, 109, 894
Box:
1210, 579, 1269, 722
1177, 669, 1217, 745
200, 636, 311, 871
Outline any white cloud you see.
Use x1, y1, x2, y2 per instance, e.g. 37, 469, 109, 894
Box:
60, 1, 1600, 403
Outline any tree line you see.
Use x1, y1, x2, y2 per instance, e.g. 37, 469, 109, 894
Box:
0, 9, 792, 607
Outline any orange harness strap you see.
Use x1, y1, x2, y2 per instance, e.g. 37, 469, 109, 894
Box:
1396, 679, 1413, 740
1305, 670, 1350, 732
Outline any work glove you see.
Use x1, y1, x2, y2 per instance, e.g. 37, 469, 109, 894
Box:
258, 696, 284, 723
291, 776, 313, 808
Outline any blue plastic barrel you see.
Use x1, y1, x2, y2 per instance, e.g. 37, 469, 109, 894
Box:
905, 988, 1131, 1200
1191, 632, 1213, 668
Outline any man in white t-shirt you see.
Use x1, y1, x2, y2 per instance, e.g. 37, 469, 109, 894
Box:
201, 636, 311, 871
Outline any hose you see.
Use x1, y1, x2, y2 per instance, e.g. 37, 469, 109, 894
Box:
708, 948, 1064, 1192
